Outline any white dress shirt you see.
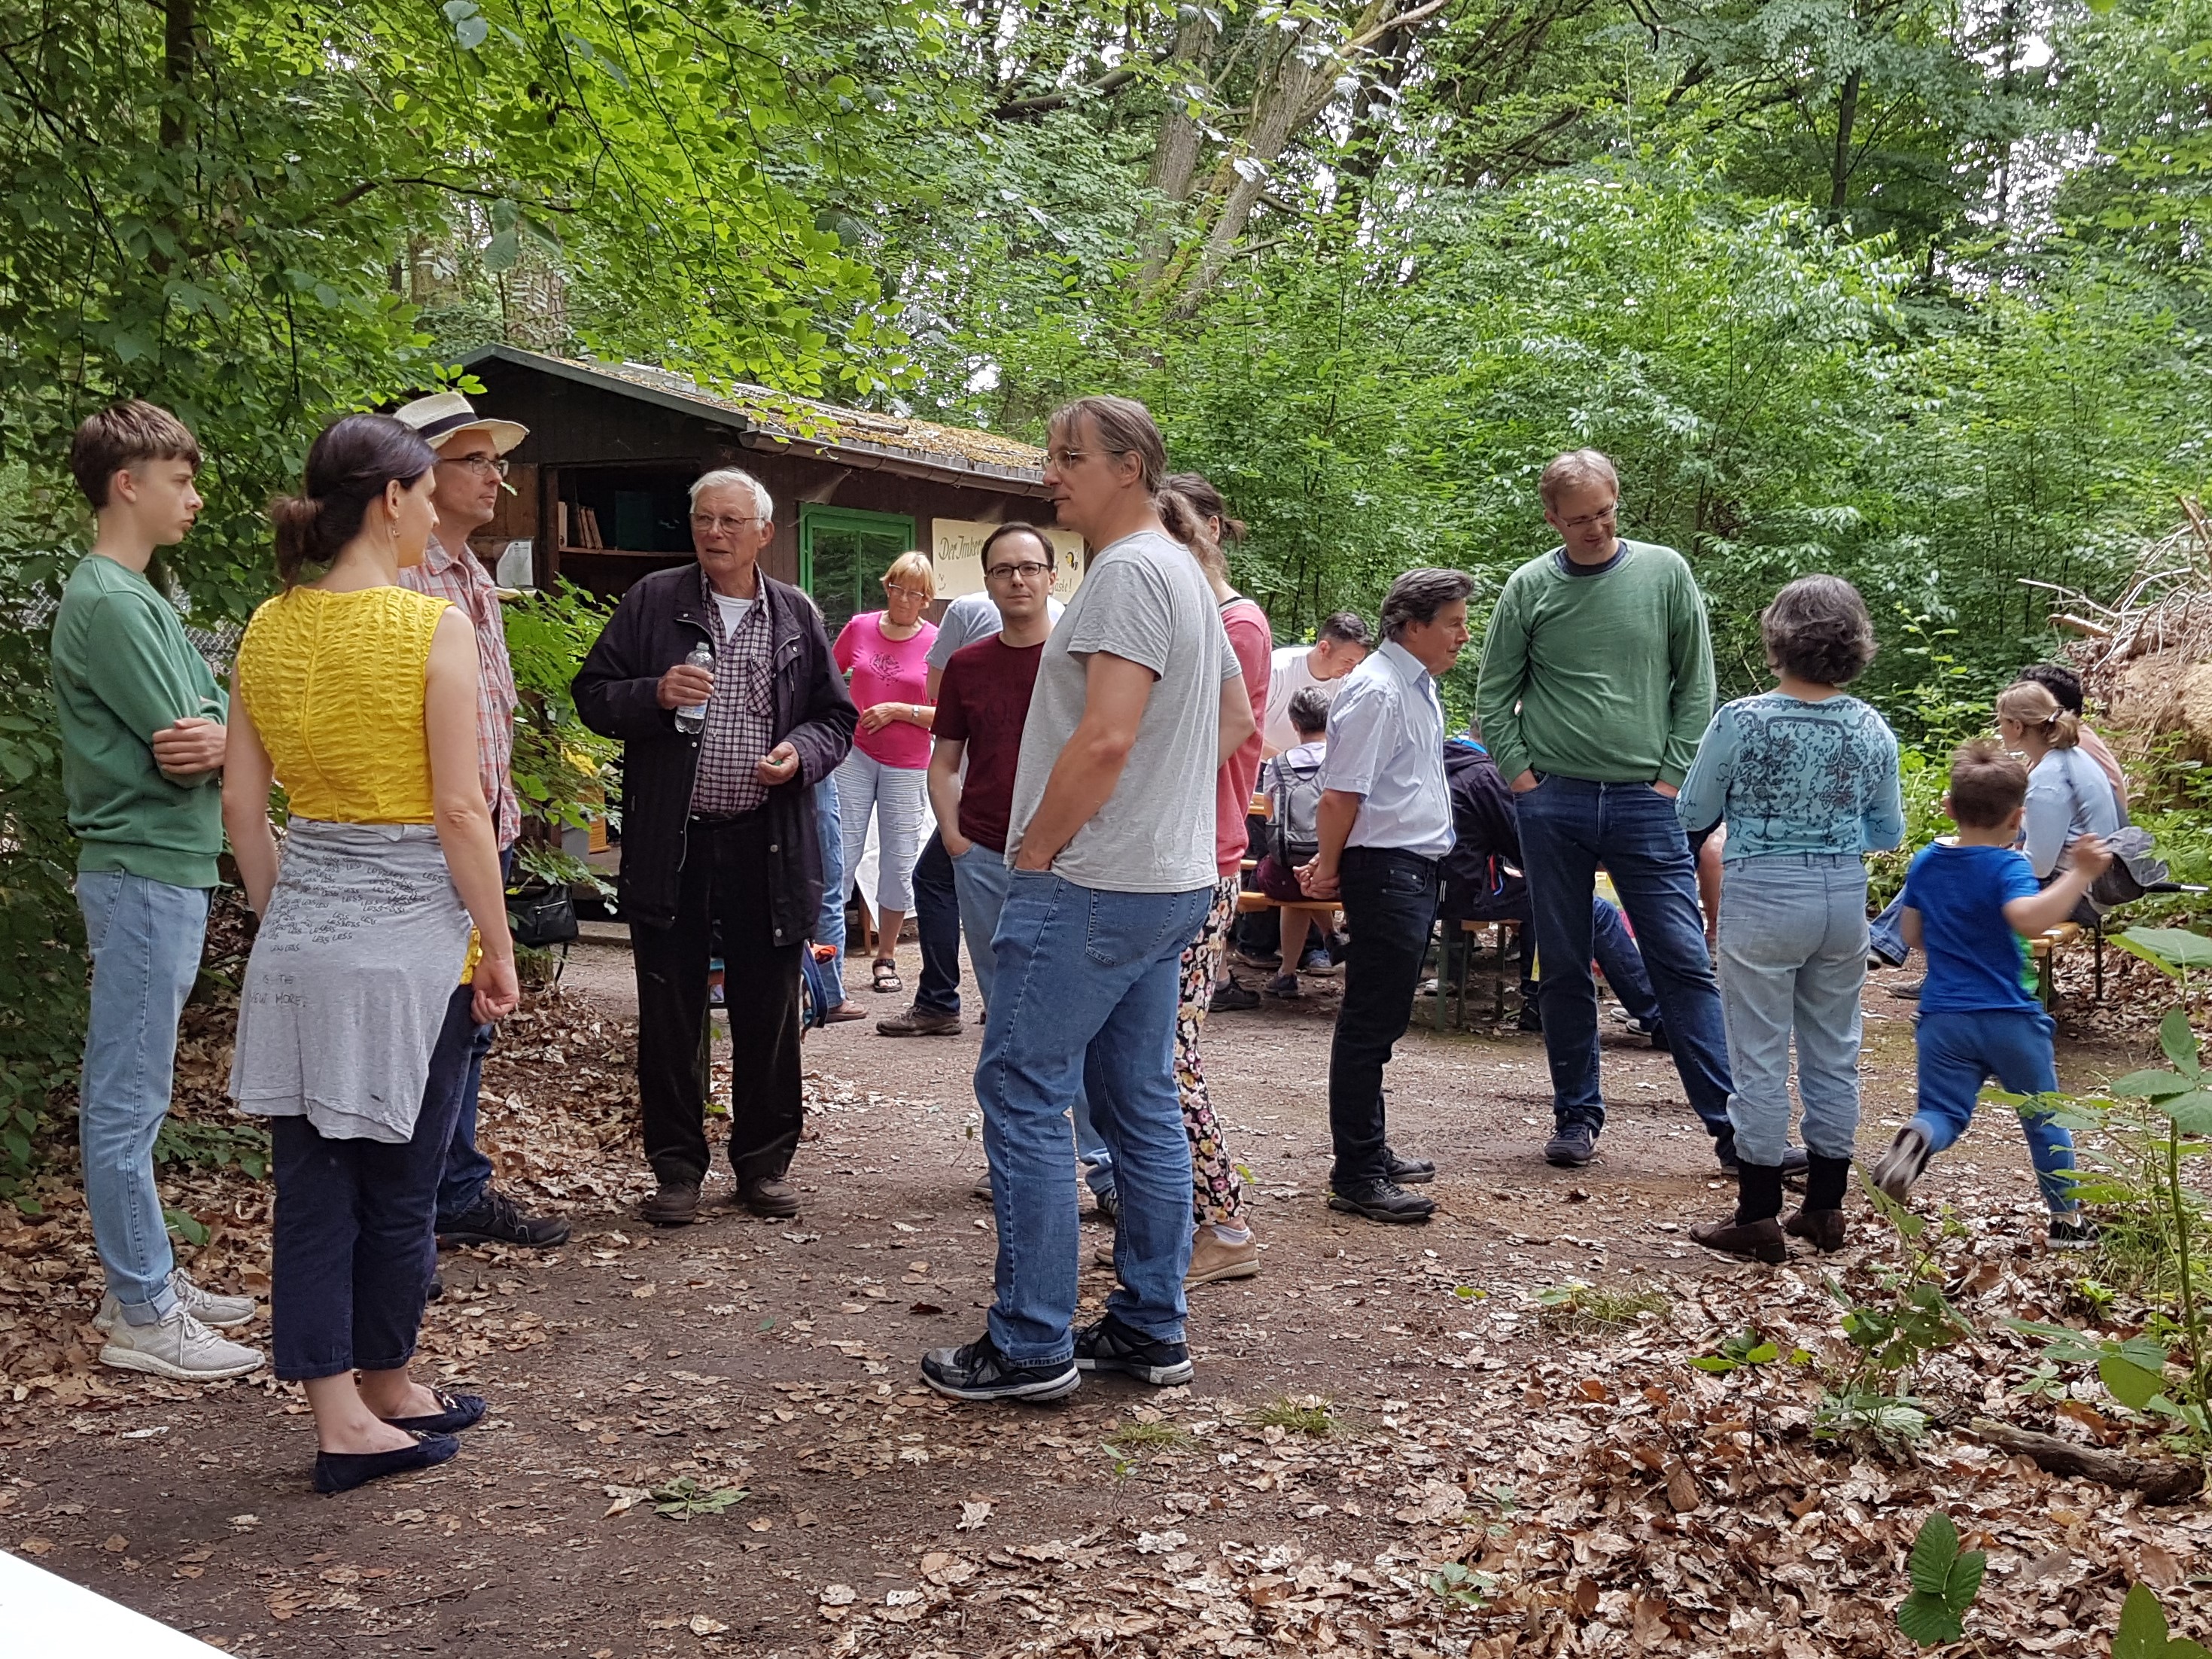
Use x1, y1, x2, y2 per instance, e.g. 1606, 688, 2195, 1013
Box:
1317, 639, 1453, 860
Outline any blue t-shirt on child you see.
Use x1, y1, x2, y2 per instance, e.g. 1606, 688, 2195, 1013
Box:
1900, 842, 2042, 1015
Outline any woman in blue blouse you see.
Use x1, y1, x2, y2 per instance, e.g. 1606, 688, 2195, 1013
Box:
1675, 576, 1904, 1262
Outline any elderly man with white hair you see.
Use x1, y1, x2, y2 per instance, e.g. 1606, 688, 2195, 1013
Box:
574, 468, 856, 1225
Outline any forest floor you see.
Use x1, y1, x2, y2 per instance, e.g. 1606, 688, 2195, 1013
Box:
3, 933, 2210, 1657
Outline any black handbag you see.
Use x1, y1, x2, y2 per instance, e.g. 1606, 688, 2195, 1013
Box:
507, 885, 580, 949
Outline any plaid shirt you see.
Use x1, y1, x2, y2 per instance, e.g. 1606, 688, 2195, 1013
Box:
689, 569, 777, 817
397, 534, 522, 848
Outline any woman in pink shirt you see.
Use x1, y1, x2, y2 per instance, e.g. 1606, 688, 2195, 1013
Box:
831, 552, 939, 994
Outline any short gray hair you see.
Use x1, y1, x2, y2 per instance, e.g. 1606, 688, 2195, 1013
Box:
689, 467, 774, 521
1380, 568, 1474, 641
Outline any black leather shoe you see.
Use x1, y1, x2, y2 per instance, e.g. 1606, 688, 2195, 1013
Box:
383, 1390, 486, 1435
639, 1180, 701, 1227
313, 1432, 460, 1494
437, 1186, 571, 1249
1382, 1145, 1436, 1185
1327, 1182, 1435, 1224
1784, 1207, 1847, 1253
739, 1175, 801, 1218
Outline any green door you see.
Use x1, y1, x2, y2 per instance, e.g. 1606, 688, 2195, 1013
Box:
798, 504, 917, 637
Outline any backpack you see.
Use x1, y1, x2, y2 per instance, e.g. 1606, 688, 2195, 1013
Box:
1270, 745, 1326, 866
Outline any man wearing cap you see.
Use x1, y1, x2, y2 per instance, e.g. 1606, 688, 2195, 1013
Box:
391, 391, 571, 1250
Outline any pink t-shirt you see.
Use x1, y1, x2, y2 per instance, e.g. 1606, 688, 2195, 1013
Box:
1217, 597, 1273, 876
834, 610, 938, 769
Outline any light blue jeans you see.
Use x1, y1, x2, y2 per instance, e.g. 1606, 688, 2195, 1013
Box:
977, 872, 1210, 1365
810, 778, 847, 1015
834, 749, 929, 915
951, 845, 1113, 1198
1715, 854, 1868, 1167
77, 871, 210, 1325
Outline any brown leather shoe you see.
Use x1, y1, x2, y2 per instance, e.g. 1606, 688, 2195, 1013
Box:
639, 1180, 701, 1228
1784, 1207, 1847, 1253
877, 1004, 960, 1037
739, 1176, 801, 1218
1689, 1215, 1786, 1264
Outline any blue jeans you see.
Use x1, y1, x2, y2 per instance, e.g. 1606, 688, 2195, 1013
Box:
1590, 897, 1660, 1025
809, 778, 848, 1016
274, 986, 475, 1379
1870, 890, 1909, 967
76, 871, 210, 1324
977, 873, 1210, 1365
1716, 855, 1868, 1167
1515, 777, 1733, 1142
1913, 1009, 2079, 1211
952, 846, 1113, 1197
435, 846, 513, 1225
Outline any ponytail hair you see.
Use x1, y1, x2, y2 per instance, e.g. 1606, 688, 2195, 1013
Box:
1996, 680, 2081, 749
270, 413, 437, 589
1157, 472, 1243, 584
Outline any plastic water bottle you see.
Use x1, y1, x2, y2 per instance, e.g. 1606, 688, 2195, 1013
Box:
674, 641, 713, 734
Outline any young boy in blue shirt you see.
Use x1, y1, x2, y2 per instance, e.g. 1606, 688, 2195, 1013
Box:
1874, 739, 2107, 1246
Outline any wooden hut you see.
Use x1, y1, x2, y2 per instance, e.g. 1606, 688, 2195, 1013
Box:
454, 345, 1079, 632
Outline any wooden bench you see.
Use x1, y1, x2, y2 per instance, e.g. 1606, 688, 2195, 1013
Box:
1438, 917, 1525, 1029
2030, 922, 2085, 1010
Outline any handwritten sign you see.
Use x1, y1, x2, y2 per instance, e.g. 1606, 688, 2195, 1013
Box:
929, 519, 1086, 601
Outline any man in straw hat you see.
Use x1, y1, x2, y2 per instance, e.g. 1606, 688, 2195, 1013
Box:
391, 390, 571, 1251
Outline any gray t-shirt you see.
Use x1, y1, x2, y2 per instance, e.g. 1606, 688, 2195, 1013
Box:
1004, 530, 1237, 893
929, 590, 1065, 670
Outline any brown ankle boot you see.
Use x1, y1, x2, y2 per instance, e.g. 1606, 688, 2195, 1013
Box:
1784, 1207, 1846, 1253
1689, 1215, 1787, 1264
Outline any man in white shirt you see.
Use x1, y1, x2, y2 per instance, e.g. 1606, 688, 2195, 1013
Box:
1261, 612, 1370, 754
1300, 570, 1472, 1224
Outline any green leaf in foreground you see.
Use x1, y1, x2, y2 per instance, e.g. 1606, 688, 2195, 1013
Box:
1896, 1511, 1984, 1648
650, 1476, 749, 1518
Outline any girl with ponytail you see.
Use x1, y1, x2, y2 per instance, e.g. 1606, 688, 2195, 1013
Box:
1995, 680, 2122, 881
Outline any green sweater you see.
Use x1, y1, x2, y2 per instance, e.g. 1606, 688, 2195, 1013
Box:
1474, 539, 1715, 790
51, 554, 227, 888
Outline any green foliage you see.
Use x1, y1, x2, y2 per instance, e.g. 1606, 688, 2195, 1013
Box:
1249, 1395, 1350, 1438
1532, 1280, 1670, 1332
1895, 1511, 1986, 1648
1816, 1181, 1973, 1446
647, 1475, 748, 1518
1691, 1327, 1808, 1374
154, 1117, 272, 1182
502, 579, 618, 895
1425, 1562, 1494, 1612
2114, 1582, 2212, 1659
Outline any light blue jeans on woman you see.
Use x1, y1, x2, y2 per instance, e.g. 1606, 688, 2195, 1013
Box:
77, 870, 211, 1324
1715, 854, 1869, 1168
834, 749, 929, 916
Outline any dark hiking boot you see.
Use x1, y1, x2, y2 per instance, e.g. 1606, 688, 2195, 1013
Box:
1690, 1215, 1788, 1264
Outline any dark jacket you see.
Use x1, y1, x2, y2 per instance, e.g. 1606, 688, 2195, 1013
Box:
1441, 738, 1528, 924
572, 563, 856, 939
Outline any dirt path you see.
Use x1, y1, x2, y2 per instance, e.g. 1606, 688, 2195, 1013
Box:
4, 945, 2205, 1657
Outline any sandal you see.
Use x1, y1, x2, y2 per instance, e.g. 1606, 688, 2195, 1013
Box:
872, 959, 903, 994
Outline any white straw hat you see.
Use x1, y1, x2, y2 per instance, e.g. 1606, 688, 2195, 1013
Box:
391, 391, 528, 455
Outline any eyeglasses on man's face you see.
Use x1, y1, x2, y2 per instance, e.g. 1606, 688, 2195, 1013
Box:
1559, 501, 1618, 531
985, 560, 1051, 583
690, 512, 759, 536
440, 452, 510, 478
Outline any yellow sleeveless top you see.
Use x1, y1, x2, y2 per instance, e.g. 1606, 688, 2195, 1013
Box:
236, 586, 449, 823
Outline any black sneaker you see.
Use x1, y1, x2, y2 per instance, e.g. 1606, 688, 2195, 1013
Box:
1072, 1312, 1194, 1386
1383, 1145, 1435, 1185
1544, 1122, 1598, 1167
920, 1335, 1080, 1403
1515, 1002, 1543, 1033
437, 1186, 572, 1249
2048, 1211, 2098, 1250
1210, 980, 1261, 1012
1871, 1125, 1931, 1203
1327, 1181, 1435, 1224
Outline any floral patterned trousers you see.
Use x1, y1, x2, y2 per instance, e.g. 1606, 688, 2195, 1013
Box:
1176, 876, 1247, 1228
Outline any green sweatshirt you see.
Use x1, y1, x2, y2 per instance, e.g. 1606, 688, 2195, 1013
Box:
1474, 538, 1715, 790
50, 553, 227, 888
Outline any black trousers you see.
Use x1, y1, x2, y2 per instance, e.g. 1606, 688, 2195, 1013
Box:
911, 830, 962, 1015
634, 814, 804, 1187
271, 985, 473, 1380
1327, 848, 1440, 1189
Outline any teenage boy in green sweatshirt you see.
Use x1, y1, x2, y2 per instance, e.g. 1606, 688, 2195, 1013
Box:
1476, 449, 1781, 1178
51, 401, 263, 1381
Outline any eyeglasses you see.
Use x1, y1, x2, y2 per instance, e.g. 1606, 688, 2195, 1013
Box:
1559, 502, 1618, 530
689, 513, 759, 535
881, 581, 933, 601
440, 454, 510, 478
986, 561, 1052, 582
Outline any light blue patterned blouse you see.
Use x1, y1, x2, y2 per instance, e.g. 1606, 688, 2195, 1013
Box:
1676, 692, 1905, 860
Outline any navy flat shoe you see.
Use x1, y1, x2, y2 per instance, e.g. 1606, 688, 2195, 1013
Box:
314, 1432, 459, 1494
384, 1390, 485, 1435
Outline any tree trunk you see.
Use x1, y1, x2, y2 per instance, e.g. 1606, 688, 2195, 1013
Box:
1136, 15, 1224, 287
160, 0, 193, 149
1828, 66, 1861, 215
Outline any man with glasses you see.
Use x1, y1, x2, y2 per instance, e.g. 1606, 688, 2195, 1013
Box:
1475, 449, 1775, 1177
391, 392, 572, 1252
574, 468, 856, 1225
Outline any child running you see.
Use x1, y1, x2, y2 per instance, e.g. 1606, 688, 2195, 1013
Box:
1873, 739, 2106, 1245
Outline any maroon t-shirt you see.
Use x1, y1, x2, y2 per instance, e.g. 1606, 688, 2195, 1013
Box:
931, 635, 1045, 854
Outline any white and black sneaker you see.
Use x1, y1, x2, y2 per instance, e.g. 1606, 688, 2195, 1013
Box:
1871, 1125, 1932, 1203
1072, 1313, 1194, 1387
2048, 1211, 2099, 1250
921, 1335, 1080, 1403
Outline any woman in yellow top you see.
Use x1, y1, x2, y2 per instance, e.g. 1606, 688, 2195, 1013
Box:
223, 413, 519, 1494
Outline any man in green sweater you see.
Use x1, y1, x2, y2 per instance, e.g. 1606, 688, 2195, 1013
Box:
1477, 449, 1780, 1176
52, 401, 263, 1381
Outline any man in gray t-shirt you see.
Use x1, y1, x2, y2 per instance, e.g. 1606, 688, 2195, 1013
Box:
920, 397, 1255, 1407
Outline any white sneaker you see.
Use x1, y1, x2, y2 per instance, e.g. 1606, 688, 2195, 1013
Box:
99, 1307, 265, 1381
93, 1270, 257, 1334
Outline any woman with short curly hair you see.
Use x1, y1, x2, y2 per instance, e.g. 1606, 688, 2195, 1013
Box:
1674, 574, 1904, 1263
